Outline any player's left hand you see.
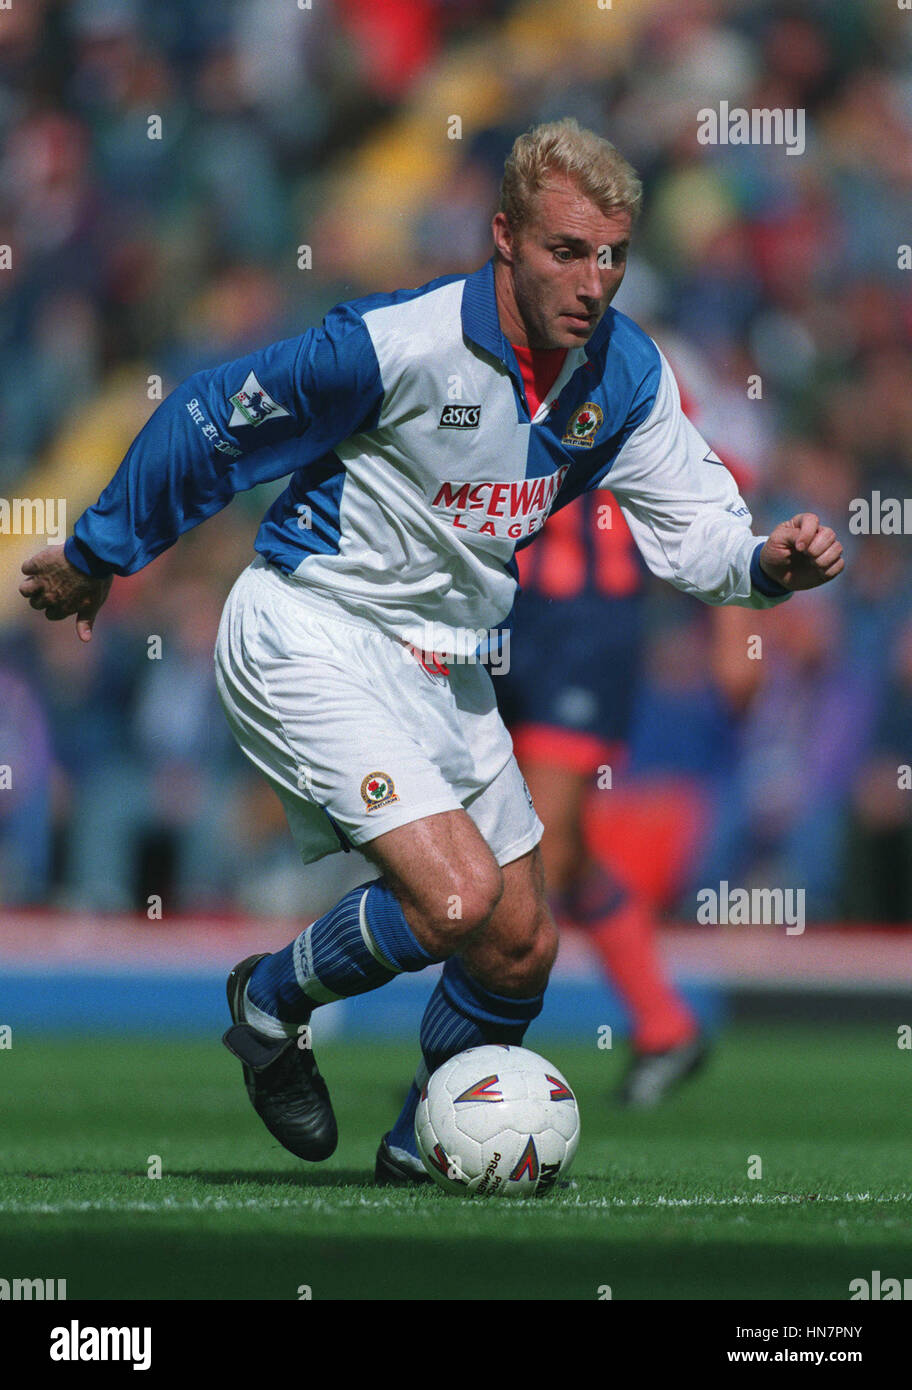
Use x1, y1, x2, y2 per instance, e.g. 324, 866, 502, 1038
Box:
759, 514, 844, 591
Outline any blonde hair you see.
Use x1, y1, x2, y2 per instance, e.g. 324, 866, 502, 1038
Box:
499, 117, 642, 233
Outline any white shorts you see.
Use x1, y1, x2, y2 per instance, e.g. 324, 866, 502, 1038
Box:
214, 559, 543, 868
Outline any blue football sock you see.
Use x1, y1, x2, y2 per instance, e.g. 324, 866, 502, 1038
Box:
244, 879, 438, 1037
388, 1082, 424, 1157
387, 956, 545, 1157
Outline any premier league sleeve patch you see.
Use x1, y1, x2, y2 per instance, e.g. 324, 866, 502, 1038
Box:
562, 401, 603, 448
360, 772, 399, 812
227, 371, 291, 428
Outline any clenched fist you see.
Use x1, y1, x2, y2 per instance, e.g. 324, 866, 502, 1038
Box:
758, 514, 844, 591
19, 545, 112, 642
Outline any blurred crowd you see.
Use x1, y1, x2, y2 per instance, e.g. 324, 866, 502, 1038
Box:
1, 0, 911, 921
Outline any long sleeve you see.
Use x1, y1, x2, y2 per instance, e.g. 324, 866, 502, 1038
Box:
596, 347, 790, 609
64, 303, 384, 577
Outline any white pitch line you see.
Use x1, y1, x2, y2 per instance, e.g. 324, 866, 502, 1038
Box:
0, 1191, 909, 1216
571, 1192, 912, 1209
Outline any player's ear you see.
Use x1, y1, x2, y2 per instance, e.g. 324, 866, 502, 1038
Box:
492, 211, 515, 263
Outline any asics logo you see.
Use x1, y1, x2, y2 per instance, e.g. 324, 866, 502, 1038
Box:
438, 404, 481, 429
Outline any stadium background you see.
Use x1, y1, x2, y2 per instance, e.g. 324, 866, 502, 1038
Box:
1, 0, 911, 1040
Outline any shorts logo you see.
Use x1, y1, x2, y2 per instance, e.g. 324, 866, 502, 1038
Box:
562, 401, 603, 448
439, 404, 481, 429
361, 771, 399, 813
227, 371, 291, 428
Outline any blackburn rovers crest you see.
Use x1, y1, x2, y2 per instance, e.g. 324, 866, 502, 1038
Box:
361, 772, 399, 812
562, 401, 603, 448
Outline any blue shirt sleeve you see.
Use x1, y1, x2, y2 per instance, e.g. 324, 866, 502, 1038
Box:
64, 303, 384, 576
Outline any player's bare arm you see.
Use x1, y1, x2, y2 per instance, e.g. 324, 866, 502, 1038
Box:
19, 544, 112, 642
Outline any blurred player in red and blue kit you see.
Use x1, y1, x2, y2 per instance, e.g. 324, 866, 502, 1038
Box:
501, 488, 755, 1106
497, 352, 760, 1105
498, 490, 700, 1106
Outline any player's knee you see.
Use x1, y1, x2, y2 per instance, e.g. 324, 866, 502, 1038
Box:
492, 913, 558, 996
413, 863, 504, 957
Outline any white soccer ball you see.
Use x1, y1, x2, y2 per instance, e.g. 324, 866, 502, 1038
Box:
414, 1044, 580, 1197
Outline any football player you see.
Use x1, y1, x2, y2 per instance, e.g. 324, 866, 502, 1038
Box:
21, 119, 843, 1181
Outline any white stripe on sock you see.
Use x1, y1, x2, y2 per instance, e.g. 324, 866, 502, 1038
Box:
292, 927, 342, 1005
358, 888, 402, 975
241, 992, 300, 1039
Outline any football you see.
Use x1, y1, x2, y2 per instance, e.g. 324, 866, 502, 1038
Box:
414, 1044, 580, 1197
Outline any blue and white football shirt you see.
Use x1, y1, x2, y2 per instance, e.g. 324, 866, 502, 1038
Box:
65, 258, 789, 647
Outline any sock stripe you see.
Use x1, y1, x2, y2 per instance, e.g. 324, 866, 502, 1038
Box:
363, 880, 440, 972
358, 889, 401, 975
308, 884, 396, 997
245, 880, 402, 1028
292, 926, 341, 1004
241, 992, 301, 1040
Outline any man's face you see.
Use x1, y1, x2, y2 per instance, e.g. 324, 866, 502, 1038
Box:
493, 174, 632, 350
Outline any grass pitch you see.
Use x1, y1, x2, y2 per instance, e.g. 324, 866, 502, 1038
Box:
1, 1025, 909, 1300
